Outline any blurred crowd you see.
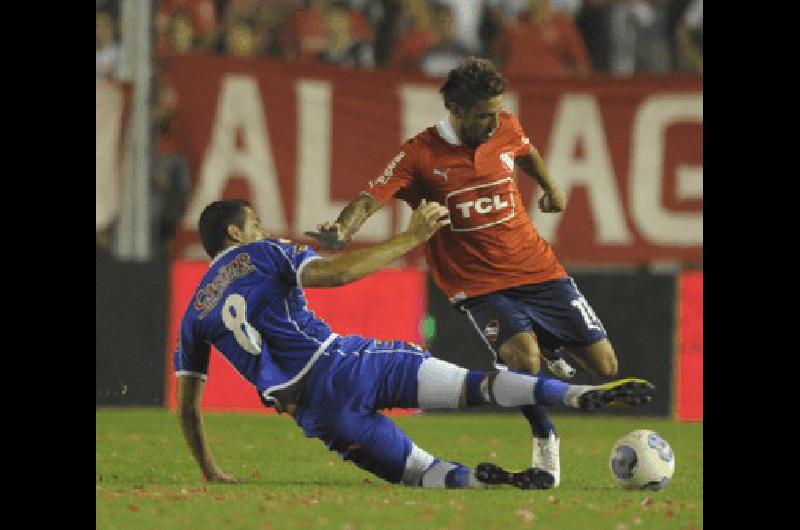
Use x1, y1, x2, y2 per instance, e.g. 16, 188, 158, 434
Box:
96, 0, 702, 254
98, 0, 703, 81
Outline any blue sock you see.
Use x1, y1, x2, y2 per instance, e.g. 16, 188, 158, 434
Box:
520, 405, 556, 438
444, 463, 472, 489
465, 371, 487, 406
534, 375, 569, 407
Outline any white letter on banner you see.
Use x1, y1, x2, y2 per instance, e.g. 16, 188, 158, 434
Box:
630, 94, 703, 245
295, 79, 390, 240
398, 85, 518, 231
534, 94, 631, 245
183, 75, 286, 232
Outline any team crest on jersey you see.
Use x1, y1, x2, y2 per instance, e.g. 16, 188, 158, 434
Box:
500, 152, 515, 173
195, 253, 256, 319
484, 319, 500, 342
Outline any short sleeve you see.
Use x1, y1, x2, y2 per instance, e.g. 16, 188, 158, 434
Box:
260, 240, 321, 289
505, 113, 534, 158
364, 142, 418, 204
174, 319, 211, 380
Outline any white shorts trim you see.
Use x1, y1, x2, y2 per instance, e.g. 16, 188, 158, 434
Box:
416, 357, 468, 409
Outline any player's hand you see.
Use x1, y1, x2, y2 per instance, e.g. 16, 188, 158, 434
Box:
405, 199, 450, 244
538, 189, 566, 213
304, 222, 347, 250
202, 469, 238, 484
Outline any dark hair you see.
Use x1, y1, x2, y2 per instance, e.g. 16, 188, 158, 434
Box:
198, 199, 252, 258
439, 57, 506, 111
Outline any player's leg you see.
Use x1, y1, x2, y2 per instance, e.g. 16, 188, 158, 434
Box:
497, 332, 561, 486
460, 298, 553, 433
555, 278, 617, 380
461, 293, 560, 387
413, 357, 654, 413
312, 340, 651, 490
343, 338, 650, 416
298, 340, 553, 489
564, 338, 619, 380
328, 411, 552, 489
497, 330, 540, 373
461, 294, 563, 486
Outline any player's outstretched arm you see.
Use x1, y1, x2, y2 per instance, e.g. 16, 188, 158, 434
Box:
302, 199, 449, 287
304, 192, 383, 250
177, 376, 237, 483
517, 146, 566, 213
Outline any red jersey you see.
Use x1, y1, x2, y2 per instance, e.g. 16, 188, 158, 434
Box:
364, 112, 566, 302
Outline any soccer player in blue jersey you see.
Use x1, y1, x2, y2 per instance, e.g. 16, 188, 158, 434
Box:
175, 199, 654, 489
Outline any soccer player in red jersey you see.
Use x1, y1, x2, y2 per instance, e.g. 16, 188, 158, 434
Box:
307, 58, 619, 487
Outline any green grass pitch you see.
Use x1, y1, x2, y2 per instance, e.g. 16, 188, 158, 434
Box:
96, 410, 702, 529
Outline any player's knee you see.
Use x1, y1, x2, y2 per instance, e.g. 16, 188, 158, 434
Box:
599, 354, 618, 378
500, 350, 539, 374
526, 353, 540, 374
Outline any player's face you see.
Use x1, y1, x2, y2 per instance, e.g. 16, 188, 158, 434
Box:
233, 206, 270, 244
455, 95, 504, 148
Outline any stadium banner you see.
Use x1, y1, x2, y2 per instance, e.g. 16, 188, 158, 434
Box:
166, 261, 425, 412
165, 55, 702, 265
675, 270, 703, 421
97, 256, 168, 406
425, 270, 677, 417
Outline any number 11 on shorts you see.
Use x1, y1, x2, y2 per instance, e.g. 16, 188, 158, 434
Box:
571, 297, 604, 332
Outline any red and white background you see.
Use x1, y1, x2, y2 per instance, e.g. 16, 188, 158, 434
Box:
162, 56, 702, 419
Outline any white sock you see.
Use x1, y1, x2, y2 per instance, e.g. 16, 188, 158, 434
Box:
401, 443, 436, 485
563, 385, 595, 408
420, 461, 456, 488
419, 461, 486, 489
486, 371, 537, 407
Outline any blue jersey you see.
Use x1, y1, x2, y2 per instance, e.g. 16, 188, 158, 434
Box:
173, 239, 336, 402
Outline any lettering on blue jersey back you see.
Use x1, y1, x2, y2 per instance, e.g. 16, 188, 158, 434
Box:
195, 253, 256, 319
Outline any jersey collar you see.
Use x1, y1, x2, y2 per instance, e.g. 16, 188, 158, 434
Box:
435, 115, 463, 146
210, 244, 240, 267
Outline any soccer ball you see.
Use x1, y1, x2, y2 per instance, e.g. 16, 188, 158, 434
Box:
609, 430, 675, 490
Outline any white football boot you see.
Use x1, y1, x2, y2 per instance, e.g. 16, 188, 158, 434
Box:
542, 347, 576, 379
532, 432, 561, 487
544, 357, 576, 379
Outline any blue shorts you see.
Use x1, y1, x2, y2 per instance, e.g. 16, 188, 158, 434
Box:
457, 277, 607, 362
291, 336, 432, 484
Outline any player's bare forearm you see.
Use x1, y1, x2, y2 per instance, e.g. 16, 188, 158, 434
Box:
303, 200, 449, 287
336, 193, 383, 242
178, 407, 217, 474
517, 146, 566, 213
517, 147, 558, 193
177, 377, 236, 483
303, 232, 419, 287
305, 193, 383, 250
